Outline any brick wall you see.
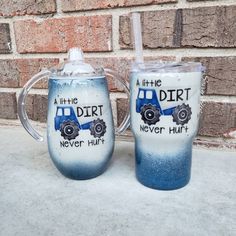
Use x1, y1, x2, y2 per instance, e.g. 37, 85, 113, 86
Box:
0, 0, 235, 148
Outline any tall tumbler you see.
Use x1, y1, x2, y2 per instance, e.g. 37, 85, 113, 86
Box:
130, 62, 204, 190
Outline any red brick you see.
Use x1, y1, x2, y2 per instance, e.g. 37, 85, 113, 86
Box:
198, 102, 236, 137
119, 6, 236, 49
18, 58, 59, 88
182, 57, 236, 96
0, 59, 59, 88
33, 94, 48, 122
14, 16, 112, 53
0, 92, 17, 119
182, 6, 236, 47
25, 94, 48, 122
0, 23, 11, 53
119, 10, 178, 49
62, 0, 176, 12
0, 60, 19, 87
25, 94, 34, 121
0, 0, 56, 17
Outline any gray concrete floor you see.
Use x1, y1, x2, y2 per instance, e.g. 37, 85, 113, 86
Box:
0, 125, 236, 236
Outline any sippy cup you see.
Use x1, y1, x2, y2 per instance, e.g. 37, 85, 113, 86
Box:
18, 48, 130, 180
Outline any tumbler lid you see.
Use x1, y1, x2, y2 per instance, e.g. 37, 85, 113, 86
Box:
131, 61, 204, 73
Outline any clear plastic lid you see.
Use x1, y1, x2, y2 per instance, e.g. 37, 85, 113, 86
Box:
131, 61, 204, 73
50, 48, 104, 77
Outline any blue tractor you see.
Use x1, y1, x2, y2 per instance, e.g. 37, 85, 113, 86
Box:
136, 88, 192, 125
54, 106, 106, 140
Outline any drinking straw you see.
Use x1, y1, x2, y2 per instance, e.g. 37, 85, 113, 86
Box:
132, 12, 144, 63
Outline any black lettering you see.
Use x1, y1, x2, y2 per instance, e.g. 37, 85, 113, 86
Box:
140, 125, 148, 132
167, 89, 176, 102
60, 140, 84, 148
77, 107, 83, 117
87, 139, 94, 146
83, 106, 91, 117
159, 127, 165, 134
72, 98, 78, 104
149, 126, 154, 132
184, 126, 189, 133
160, 90, 167, 101
185, 88, 191, 100
60, 141, 69, 147
91, 106, 98, 116
176, 89, 184, 101
169, 127, 176, 134
74, 141, 79, 147
140, 125, 165, 134
98, 105, 103, 116
155, 80, 162, 87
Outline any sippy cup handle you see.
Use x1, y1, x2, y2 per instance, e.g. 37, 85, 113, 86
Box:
104, 68, 130, 134
18, 69, 51, 142
18, 68, 130, 142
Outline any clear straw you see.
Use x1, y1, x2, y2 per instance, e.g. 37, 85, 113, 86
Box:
132, 12, 144, 64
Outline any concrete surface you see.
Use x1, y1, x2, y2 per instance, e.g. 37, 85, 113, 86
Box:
0, 125, 236, 236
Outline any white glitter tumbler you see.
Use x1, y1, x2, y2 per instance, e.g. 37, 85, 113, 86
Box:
130, 61, 204, 190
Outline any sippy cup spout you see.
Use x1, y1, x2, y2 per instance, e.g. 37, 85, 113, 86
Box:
61, 47, 95, 75
68, 47, 84, 62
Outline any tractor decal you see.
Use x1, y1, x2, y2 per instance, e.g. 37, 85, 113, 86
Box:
54, 106, 106, 140
136, 88, 192, 126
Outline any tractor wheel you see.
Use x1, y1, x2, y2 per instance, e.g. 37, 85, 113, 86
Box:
90, 118, 106, 138
140, 104, 160, 125
60, 120, 79, 140
172, 103, 192, 125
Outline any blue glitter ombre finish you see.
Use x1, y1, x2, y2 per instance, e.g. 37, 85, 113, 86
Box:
135, 139, 193, 190
48, 141, 114, 180
130, 62, 203, 190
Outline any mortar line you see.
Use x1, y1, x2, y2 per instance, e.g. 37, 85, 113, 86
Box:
56, 0, 63, 14
7, 21, 17, 56
176, 0, 189, 8
0, 48, 236, 60
201, 95, 236, 103
111, 12, 121, 53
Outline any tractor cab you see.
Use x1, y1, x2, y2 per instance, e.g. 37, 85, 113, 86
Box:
54, 106, 79, 131
136, 88, 162, 114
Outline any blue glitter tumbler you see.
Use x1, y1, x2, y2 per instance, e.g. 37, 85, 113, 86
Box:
130, 62, 203, 190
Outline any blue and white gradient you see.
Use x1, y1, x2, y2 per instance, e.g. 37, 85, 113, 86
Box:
130, 71, 202, 190
47, 76, 114, 180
